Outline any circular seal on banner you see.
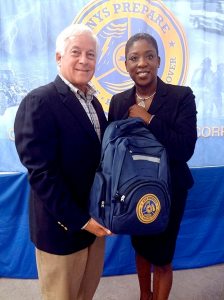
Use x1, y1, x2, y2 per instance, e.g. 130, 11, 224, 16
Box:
73, 0, 189, 113
136, 193, 161, 224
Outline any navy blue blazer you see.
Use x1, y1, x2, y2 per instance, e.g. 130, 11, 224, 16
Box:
108, 77, 197, 191
14, 76, 107, 255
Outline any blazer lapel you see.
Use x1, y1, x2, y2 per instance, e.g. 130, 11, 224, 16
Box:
116, 79, 167, 117
149, 77, 168, 114
54, 76, 100, 143
122, 86, 136, 118
92, 97, 107, 137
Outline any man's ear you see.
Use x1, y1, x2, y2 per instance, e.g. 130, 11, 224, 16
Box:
56, 52, 62, 66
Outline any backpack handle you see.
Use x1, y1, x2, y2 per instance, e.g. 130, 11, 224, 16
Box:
115, 117, 144, 134
101, 118, 147, 154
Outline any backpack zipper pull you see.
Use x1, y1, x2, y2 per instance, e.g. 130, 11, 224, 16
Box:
121, 195, 125, 202
101, 201, 105, 218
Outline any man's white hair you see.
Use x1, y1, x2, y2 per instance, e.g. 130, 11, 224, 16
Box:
55, 23, 99, 56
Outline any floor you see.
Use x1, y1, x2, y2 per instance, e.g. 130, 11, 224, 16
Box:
0, 264, 224, 300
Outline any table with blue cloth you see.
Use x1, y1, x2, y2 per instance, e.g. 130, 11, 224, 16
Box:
0, 168, 224, 278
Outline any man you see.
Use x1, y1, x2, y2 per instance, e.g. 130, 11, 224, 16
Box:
14, 23, 111, 300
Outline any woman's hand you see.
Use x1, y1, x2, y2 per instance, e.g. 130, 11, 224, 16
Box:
128, 104, 151, 124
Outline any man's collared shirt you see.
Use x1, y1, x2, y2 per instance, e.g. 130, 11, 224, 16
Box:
59, 74, 101, 141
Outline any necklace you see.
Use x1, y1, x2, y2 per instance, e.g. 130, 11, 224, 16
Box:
136, 91, 156, 108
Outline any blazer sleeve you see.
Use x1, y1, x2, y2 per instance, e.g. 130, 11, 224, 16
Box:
149, 86, 197, 162
14, 91, 90, 232
108, 94, 130, 122
108, 95, 118, 123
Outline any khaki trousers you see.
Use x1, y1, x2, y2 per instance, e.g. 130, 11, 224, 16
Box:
35, 237, 105, 300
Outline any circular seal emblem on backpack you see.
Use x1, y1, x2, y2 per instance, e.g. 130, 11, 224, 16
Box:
136, 194, 161, 224
73, 0, 188, 113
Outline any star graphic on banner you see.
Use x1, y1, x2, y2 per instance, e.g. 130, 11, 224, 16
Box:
169, 40, 175, 47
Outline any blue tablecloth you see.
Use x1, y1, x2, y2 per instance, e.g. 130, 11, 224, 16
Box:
0, 168, 224, 278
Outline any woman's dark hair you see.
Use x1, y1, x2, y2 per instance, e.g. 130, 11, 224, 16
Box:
125, 33, 159, 59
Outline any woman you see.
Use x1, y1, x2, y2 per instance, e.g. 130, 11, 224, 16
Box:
108, 33, 197, 300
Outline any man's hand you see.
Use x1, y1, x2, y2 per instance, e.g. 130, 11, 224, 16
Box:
84, 218, 112, 237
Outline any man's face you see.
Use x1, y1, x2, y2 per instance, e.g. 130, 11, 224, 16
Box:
56, 33, 97, 92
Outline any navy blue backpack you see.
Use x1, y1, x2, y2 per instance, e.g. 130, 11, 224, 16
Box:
89, 118, 171, 235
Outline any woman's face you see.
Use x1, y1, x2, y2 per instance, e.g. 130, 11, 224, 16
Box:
125, 39, 160, 88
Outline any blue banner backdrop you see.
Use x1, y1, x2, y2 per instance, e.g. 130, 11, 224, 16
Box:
0, 0, 224, 278
1, 0, 224, 170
